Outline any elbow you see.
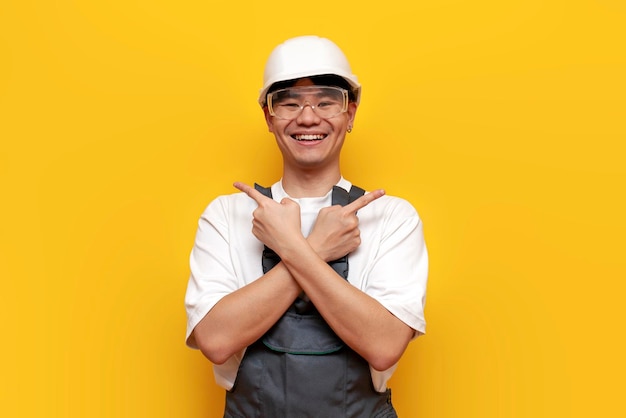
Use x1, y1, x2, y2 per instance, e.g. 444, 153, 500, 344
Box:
366, 339, 408, 371
368, 351, 402, 372
367, 323, 415, 371
194, 332, 234, 365
200, 347, 230, 365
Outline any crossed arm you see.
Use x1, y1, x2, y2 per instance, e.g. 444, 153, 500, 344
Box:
191, 182, 414, 371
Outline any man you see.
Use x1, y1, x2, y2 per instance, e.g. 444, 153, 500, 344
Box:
185, 35, 428, 417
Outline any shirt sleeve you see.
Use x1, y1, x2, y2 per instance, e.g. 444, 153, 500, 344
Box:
362, 197, 428, 336
184, 196, 240, 348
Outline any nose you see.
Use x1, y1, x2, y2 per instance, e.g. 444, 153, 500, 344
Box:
295, 102, 322, 125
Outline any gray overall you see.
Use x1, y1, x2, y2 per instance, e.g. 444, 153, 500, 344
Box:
223, 184, 398, 418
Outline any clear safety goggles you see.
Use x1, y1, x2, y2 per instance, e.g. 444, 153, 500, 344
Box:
267, 86, 349, 120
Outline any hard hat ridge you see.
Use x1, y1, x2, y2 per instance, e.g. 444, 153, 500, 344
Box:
258, 36, 361, 106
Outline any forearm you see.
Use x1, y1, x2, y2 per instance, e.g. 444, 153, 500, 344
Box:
280, 239, 414, 371
192, 261, 301, 364
192, 232, 338, 364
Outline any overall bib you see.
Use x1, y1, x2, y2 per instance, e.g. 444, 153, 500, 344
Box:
223, 185, 398, 418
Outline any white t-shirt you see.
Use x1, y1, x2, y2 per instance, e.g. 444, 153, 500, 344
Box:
185, 178, 428, 392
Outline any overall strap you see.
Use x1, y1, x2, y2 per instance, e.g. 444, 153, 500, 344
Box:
254, 183, 365, 203
254, 184, 281, 273
331, 184, 366, 206
254, 183, 365, 204
254, 183, 272, 198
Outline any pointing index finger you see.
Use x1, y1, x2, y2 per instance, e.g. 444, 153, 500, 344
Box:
345, 189, 385, 214
233, 181, 270, 205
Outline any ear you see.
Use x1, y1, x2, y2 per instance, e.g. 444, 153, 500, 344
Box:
346, 102, 357, 128
263, 106, 274, 133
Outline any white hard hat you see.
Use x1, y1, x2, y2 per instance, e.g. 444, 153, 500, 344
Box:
258, 36, 361, 106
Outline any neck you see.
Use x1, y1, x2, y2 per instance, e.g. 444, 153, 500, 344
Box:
281, 167, 342, 198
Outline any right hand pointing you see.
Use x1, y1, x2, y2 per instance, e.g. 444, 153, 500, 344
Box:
234, 182, 304, 254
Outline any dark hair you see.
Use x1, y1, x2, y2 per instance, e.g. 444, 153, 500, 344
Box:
267, 74, 357, 103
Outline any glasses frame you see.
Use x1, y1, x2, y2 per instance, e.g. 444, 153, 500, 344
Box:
267, 86, 350, 120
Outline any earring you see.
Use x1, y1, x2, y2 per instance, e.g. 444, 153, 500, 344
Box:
347, 126, 352, 133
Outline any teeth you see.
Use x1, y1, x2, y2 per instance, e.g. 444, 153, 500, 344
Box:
294, 134, 325, 141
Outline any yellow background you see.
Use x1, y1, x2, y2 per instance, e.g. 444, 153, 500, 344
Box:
1, 0, 625, 416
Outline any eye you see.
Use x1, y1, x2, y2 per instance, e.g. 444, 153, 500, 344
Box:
280, 103, 301, 109
317, 101, 337, 108
276, 100, 300, 108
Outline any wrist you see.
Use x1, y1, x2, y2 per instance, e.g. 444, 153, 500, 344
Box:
280, 236, 317, 265
306, 236, 331, 262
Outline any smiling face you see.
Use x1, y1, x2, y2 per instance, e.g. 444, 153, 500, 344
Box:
264, 78, 357, 176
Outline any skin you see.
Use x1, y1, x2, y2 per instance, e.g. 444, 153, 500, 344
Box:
263, 78, 355, 197
191, 78, 415, 371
